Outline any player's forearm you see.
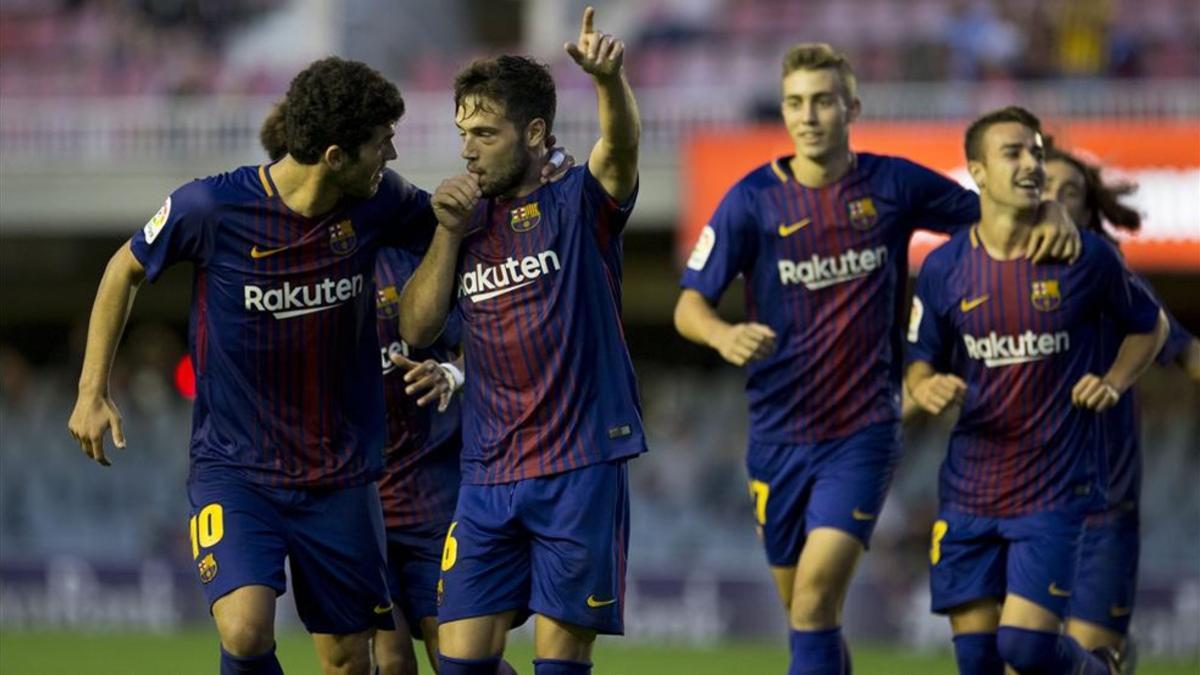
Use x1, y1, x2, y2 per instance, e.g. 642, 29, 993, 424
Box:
399, 227, 462, 348
588, 72, 640, 200
673, 290, 730, 350
1104, 311, 1169, 394
78, 244, 144, 397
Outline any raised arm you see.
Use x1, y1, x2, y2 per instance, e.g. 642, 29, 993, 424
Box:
565, 6, 639, 201
67, 241, 147, 466
398, 174, 480, 348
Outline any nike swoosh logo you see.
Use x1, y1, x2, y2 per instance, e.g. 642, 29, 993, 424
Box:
777, 219, 812, 237
960, 295, 990, 313
586, 595, 617, 608
373, 602, 394, 615
1048, 583, 1071, 597
851, 508, 876, 521
1109, 605, 1132, 618
250, 244, 288, 259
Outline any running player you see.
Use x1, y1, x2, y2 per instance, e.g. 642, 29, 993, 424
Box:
672, 43, 1079, 675
1044, 143, 1200, 661
906, 106, 1168, 675
68, 57, 439, 675
398, 8, 643, 675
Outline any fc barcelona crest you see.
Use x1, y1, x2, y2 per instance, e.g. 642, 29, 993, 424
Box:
329, 219, 358, 256
847, 197, 878, 230
510, 202, 542, 232
376, 285, 400, 319
1031, 279, 1062, 312
198, 553, 218, 584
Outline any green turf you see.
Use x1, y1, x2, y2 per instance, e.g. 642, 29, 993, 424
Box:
1, 630, 1197, 674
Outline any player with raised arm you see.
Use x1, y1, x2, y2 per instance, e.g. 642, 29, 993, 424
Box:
905, 107, 1168, 675
1044, 143, 1200, 665
398, 7, 642, 675
672, 43, 1079, 675
66, 58, 444, 675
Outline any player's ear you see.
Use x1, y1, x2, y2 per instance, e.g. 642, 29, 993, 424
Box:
324, 144, 346, 171
525, 118, 547, 152
967, 159, 987, 190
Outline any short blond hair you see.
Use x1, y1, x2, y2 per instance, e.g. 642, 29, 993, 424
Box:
781, 43, 857, 102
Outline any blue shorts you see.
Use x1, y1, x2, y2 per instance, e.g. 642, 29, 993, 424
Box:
186, 476, 393, 635
437, 461, 629, 635
384, 520, 449, 640
929, 508, 1085, 617
746, 422, 901, 566
1067, 504, 1139, 634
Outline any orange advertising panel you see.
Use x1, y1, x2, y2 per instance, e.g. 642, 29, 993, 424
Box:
681, 121, 1200, 271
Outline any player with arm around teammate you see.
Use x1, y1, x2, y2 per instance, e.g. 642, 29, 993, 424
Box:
398, 7, 643, 675
1043, 142, 1200, 666
672, 43, 1080, 675
905, 107, 1168, 675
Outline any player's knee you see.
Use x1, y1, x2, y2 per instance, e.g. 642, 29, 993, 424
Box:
375, 653, 418, 675
789, 579, 843, 627
317, 634, 373, 675
996, 626, 1057, 674
217, 618, 275, 658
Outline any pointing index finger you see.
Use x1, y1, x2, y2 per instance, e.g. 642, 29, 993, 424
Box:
580, 6, 594, 36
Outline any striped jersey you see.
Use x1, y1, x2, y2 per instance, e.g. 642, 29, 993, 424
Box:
130, 164, 436, 489
1097, 275, 1195, 508
454, 166, 646, 484
374, 245, 462, 528
680, 153, 979, 445
907, 229, 1160, 517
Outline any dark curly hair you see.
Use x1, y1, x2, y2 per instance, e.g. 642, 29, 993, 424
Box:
1045, 140, 1141, 239
284, 57, 404, 164
454, 55, 555, 140
964, 106, 1042, 163
260, 100, 288, 161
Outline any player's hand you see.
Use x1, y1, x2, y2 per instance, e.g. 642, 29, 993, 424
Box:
1028, 200, 1081, 264
540, 138, 575, 184
432, 173, 482, 236
711, 322, 777, 366
910, 373, 967, 415
67, 393, 126, 467
1072, 373, 1121, 412
564, 6, 624, 80
390, 351, 455, 412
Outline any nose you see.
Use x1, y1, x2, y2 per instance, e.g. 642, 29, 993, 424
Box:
801, 101, 819, 124
384, 140, 397, 162
460, 137, 477, 161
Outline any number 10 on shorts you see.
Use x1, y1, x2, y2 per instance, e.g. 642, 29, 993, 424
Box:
189, 503, 224, 559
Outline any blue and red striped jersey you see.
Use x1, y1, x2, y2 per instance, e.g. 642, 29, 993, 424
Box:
1097, 275, 1194, 508
129, 164, 436, 489
374, 245, 462, 527
907, 229, 1160, 517
680, 153, 980, 444
454, 166, 646, 484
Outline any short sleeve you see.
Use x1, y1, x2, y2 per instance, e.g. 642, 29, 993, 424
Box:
678, 181, 758, 304
581, 165, 638, 238
377, 172, 438, 254
1094, 241, 1160, 335
897, 158, 980, 235
129, 180, 216, 283
1158, 310, 1196, 365
905, 254, 954, 369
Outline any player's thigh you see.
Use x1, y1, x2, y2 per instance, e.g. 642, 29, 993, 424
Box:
286, 483, 393, 636
311, 630, 373, 675
803, 421, 901, 548
1066, 508, 1138, 641
373, 606, 418, 675
211, 584, 278, 655
768, 565, 797, 608
1002, 510, 1085, 624
439, 611, 519, 660
525, 461, 628, 637
437, 484, 531, 631
929, 511, 1006, 617
746, 441, 814, 569
789, 527, 864, 627
418, 617, 440, 670
947, 597, 1001, 635
534, 614, 598, 662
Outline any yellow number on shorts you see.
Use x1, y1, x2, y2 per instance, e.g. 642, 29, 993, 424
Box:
441, 521, 459, 572
930, 519, 949, 565
189, 503, 224, 560
748, 480, 770, 526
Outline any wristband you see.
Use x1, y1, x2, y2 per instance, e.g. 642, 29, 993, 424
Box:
439, 362, 465, 393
